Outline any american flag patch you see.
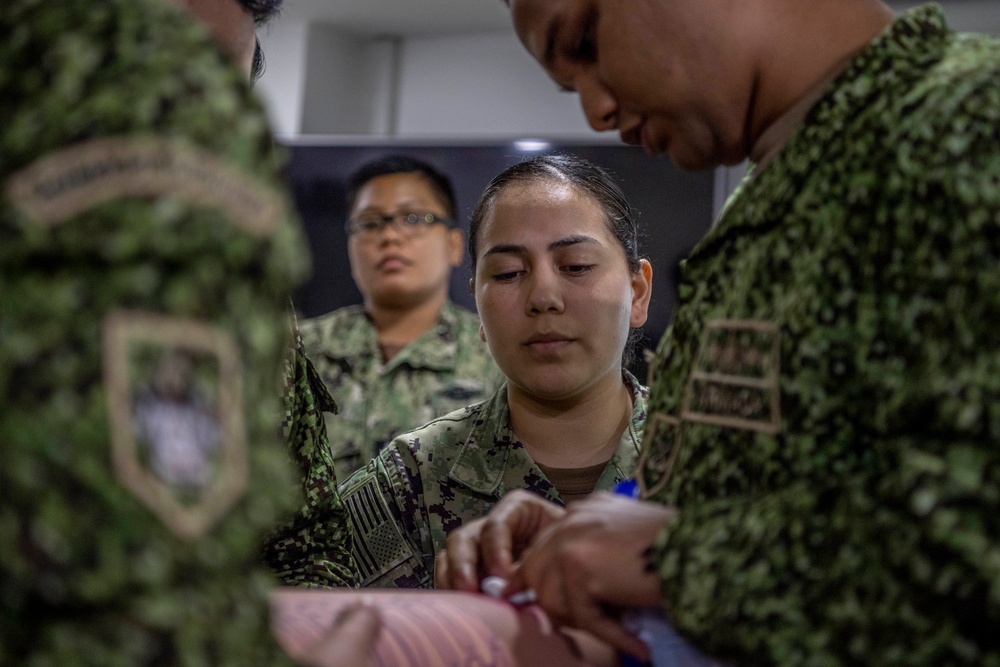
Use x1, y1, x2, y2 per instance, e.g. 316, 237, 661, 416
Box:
343, 477, 415, 586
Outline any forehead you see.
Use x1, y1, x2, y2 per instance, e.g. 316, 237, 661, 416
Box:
481, 179, 613, 245
353, 172, 444, 210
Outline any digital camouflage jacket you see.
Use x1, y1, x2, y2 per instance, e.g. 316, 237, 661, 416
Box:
262, 313, 357, 589
300, 300, 502, 482
639, 6, 1000, 665
0, 0, 308, 664
340, 373, 648, 588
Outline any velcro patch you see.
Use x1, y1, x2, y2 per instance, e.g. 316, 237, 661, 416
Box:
103, 310, 248, 540
5, 136, 284, 236
637, 412, 683, 499
343, 477, 416, 587
682, 319, 781, 435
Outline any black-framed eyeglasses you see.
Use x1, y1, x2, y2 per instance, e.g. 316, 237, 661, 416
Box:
345, 212, 453, 239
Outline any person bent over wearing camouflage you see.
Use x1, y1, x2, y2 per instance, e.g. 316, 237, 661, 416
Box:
300, 155, 502, 482
339, 155, 654, 589
0, 0, 355, 663
438, 2, 1000, 665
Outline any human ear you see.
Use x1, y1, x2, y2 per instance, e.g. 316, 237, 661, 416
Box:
629, 259, 653, 327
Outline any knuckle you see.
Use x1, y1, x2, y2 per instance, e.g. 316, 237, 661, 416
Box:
482, 514, 508, 536
443, 530, 461, 549
561, 550, 582, 572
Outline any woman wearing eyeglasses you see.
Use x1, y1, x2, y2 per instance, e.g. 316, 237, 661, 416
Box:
337, 154, 653, 590
299, 155, 502, 484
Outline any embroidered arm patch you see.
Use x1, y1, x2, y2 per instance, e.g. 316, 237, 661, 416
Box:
342, 476, 419, 587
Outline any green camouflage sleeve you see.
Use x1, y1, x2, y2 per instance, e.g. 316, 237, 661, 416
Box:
649, 31, 1000, 664
0, 0, 307, 664
263, 314, 358, 588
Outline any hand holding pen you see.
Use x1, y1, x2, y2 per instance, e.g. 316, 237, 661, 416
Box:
435, 489, 567, 592
435, 487, 675, 660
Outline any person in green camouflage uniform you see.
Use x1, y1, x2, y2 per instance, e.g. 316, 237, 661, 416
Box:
0, 0, 353, 663
637, 7, 1000, 663
302, 301, 501, 483
340, 154, 654, 589
301, 155, 501, 483
438, 2, 1000, 665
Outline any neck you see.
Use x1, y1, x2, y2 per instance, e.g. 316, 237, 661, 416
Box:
744, 0, 895, 155
508, 370, 633, 469
366, 289, 447, 349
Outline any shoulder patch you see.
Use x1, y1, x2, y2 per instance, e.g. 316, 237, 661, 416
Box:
102, 310, 248, 539
342, 475, 416, 586
637, 412, 684, 500
4, 136, 284, 237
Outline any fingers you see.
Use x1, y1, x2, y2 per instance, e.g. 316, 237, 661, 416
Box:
436, 490, 565, 592
508, 494, 674, 657
433, 547, 451, 590
562, 560, 650, 661
480, 490, 565, 573
507, 518, 562, 610
436, 516, 486, 591
475, 511, 517, 580
299, 602, 382, 667
515, 529, 652, 661
571, 609, 651, 662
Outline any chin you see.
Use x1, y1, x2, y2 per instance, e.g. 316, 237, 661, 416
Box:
512, 373, 585, 403
668, 133, 737, 172
369, 286, 424, 309
669, 146, 717, 172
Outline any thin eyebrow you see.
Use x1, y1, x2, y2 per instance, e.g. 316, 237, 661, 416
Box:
354, 202, 437, 216
482, 234, 600, 259
549, 234, 599, 251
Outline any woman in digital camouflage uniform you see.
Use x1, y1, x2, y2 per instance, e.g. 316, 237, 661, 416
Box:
336, 154, 654, 589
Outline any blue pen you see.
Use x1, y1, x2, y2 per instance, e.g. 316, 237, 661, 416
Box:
613, 477, 641, 499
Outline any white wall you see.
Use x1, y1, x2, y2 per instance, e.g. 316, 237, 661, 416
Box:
259, 26, 599, 140
395, 31, 594, 138
299, 27, 399, 135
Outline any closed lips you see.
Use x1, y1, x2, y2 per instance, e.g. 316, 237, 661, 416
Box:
378, 255, 409, 268
525, 333, 574, 345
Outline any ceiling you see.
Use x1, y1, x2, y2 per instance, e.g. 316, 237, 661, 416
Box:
283, 0, 999, 39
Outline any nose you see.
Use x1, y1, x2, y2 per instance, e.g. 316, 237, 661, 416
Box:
576, 73, 619, 132
376, 217, 405, 244
525, 267, 564, 315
